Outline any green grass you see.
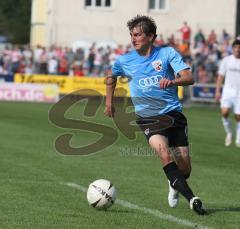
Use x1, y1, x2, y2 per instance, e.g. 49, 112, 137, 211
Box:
0, 100, 239, 229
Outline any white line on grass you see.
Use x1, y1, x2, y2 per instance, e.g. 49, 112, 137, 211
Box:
62, 182, 212, 229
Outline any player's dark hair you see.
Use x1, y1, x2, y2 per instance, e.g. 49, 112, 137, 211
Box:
127, 15, 157, 41
232, 38, 240, 47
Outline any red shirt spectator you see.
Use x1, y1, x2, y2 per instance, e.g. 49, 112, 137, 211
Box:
178, 21, 191, 42
58, 56, 68, 75
74, 65, 84, 77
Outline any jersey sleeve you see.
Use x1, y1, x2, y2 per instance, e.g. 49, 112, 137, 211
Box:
218, 58, 227, 77
168, 47, 190, 74
111, 57, 124, 77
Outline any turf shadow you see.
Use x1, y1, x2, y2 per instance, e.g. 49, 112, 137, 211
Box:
206, 207, 240, 214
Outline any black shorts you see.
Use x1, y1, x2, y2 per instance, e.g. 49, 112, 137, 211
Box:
136, 110, 188, 147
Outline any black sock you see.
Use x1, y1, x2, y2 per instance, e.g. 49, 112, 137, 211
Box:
163, 162, 194, 202
184, 173, 190, 180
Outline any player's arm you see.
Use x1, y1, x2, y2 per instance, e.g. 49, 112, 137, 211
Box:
160, 69, 194, 89
104, 70, 117, 117
215, 74, 224, 102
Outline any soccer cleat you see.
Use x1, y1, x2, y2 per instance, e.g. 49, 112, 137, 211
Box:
236, 135, 240, 147
190, 197, 207, 215
168, 181, 179, 208
225, 133, 232, 147
236, 140, 240, 147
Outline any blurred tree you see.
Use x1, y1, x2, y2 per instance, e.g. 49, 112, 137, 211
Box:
0, 0, 31, 44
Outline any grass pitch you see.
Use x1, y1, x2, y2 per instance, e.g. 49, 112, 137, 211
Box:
0, 100, 239, 229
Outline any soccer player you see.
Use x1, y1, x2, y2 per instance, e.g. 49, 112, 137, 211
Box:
215, 39, 240, 147
104, 15, 206, 215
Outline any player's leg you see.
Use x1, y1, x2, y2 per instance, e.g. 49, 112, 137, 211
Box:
222, 108, 233, 146
149, 135, 181, 208
166, 111, 206, 214
170, 146, 191, 178
148, 135, 206, 214
170, 146, 206, 214
136, 114, 206, 214
167, 146, 191, 208
220, 98, 232, 146
148, 134, 172, 166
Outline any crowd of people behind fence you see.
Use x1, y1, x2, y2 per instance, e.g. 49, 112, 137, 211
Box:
0, 23, 237, 84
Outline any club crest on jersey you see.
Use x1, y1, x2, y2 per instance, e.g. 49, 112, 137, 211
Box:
151, 60, 162, 72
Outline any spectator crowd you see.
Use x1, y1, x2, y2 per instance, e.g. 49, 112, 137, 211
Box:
0, 23, 236, 84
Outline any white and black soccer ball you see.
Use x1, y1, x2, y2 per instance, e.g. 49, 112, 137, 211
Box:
87, 179, 117, 210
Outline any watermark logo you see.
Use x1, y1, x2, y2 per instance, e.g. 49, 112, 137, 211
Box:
49, 89, 173, 156
119, 144, 156, 157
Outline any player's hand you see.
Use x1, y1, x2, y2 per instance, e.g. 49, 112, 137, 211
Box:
104, 105, 115, 117
159, 78, 174, 89
215, 91, 221, 102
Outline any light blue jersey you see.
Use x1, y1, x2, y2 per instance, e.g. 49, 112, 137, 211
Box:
112, 46, 190, 117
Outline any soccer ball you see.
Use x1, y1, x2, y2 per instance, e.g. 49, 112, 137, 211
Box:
87, 179, 117, 210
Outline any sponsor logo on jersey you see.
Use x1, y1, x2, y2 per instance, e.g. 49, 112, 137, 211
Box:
151, 60, 162, 72
138, 75, 159, 88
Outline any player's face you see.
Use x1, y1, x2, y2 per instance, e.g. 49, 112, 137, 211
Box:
233, 44, 240, 58
130, 26, 154, 52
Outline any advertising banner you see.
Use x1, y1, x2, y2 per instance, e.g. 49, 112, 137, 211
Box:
71, 77, 131, 97
0, 82, 59, 103
0, 74, 14, 82
190, 84, 217, 103
14, 74, 183, 99
14, 74, 130, 96
15, 74, 71, 94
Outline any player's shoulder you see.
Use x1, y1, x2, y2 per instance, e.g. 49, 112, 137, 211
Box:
154, 46, 178, 56
222, 54, 234, 62
153, 45, 172, 52
161, 45, 177, 51
116, 50, 139, 63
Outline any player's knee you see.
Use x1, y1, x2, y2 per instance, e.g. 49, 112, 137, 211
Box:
221, 110, 230, 118
160, 153, 173, 165
235, 115, 240, 122
222, 113, 229, 118
155, 147, 173, 165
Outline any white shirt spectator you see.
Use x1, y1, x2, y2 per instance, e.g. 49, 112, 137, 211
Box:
11, 49, 22, 63
34, 46, 43, 62
48, 57, 58, 74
